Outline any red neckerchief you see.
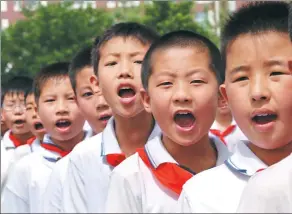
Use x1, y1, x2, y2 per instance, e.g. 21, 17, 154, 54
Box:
210, 125, 236, 146
106, 153, 126, 167
137, 148, 193, 195
41, 143, 70, 157
9, 132, 35, 148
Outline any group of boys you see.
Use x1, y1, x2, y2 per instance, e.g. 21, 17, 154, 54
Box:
1, 1, 291, 213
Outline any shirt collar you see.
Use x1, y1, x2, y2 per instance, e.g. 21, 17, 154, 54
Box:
211, 119, 237, 131
101, 117, 161, 156
225, 140, 268, 176
145, 134, 231, 169
2, 130, 15, 149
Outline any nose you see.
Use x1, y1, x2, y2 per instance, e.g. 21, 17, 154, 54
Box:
172, 82, 192, 104
250, 76, 271, 103
55, 99, 69, 115
13, 105, 25, 115
117, 60, 134, 79
96, 94, 109, 111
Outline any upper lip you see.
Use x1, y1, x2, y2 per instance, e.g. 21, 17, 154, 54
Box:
55, 118, 71, 123
116, 82, 137, 94
173, 109, 195, 118
98, 112, 112, 120
251, 108, 277, 118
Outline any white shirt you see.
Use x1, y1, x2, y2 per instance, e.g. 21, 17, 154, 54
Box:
42, 133, 94, 213
210, 120, 247, 152
105, 135, 231, 213
178, 141, 268, 213
1, 141, 10, 188
62, 117, 161, 213
1, 131, 91, 213
237, 153, 292, 213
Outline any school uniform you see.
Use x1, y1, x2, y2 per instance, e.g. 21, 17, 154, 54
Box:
42, 132, 94, 213
1, 141, 10, 188
237, 153, 292, 213
105, 134, 231, 213
209, 120, 247, 152
1, 131, 91, 213
177, 140, 268, 213
61, 117, 161, 213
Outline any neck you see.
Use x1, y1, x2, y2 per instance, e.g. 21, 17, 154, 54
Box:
162, 134, 217, 173
248, 142, 292, 166
114, 111, 154, 157
36, 133, 45, 141
13, 132, 34, 145
52, 130, 85, 151
214, 113, 233, 131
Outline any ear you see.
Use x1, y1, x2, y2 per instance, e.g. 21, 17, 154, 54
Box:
289, 60, 292, 73
219, 84, 228, 102
140, 88, 152, 114
90, 74, 101, 94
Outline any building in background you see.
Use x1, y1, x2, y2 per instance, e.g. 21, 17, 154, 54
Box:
1, 0, 246, 31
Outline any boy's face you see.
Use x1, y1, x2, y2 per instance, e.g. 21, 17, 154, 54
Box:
97, 37, 149, 118
221, 32, 292, 149
141, 47, 219, 146
1, 108, 9, 136
217, 93, 231, 116
2, 92, 31, 135
75, 66, 112, 134
37, 76, 85, 141
25, 94, 46, 139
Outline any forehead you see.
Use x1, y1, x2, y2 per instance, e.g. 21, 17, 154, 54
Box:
25, 94, 35, 103
40, 76, 72, 94
99, 37, 149, 57
226, 32, 292, 70
75, 67, 93, 86
151, 46, 211, 74
4, 92, 25, 102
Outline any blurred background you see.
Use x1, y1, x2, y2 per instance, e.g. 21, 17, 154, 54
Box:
1, 0, 250, 83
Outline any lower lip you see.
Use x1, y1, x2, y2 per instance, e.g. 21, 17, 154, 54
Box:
99, 119, 109, 126
175, 123, 195, 133
252, 121, 276, 132
35, 128, 45, 133
15, 124, 24, 128
56, 126, 71, 133
119, 95, 136, 105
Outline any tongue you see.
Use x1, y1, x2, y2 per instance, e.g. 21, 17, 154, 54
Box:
254, 115, 276, 124
175, 115, 195, 128
120, 89, 135, 98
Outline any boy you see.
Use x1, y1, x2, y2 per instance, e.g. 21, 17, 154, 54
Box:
42, 45, 112, 213
1, 76, 34, 151
210, 92, 247, 152
61, 22, 161, 213
178, 2, 292, 212
236, 4, 292, 213
105, 30, 231, 212
1, 62, 91, 213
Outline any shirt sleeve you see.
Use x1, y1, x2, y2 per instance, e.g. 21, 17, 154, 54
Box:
177, 189, 193, 213
42, 163, 64, 213
1, 159, 30, 213
61, 157, 87, 213
105, 170, 142, 213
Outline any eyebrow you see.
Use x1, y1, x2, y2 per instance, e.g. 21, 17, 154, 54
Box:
104, 51, 144, 58
263, 60, 286, 68
230, 65, 250, 75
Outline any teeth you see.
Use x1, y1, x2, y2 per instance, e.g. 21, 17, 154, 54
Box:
177, 111, 190, 115
257, 114, 269, 117
58, 120, 68, 123
121, 87, 131, 90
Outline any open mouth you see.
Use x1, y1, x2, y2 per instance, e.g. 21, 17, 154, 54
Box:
118, 86, 136, 99
252, 113, 278, 125
174, 111, 196, 129
34, 122, 44, 131
14, 120, 25, 125
99, 114, 111, 122
55, 119, 71, 129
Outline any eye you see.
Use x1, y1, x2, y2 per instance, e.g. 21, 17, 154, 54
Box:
26, 107, 33, 111
157, 82, 172, 87
45, 99, 54, 103
134, 60, 143, 64
270, 71, 284, 76
105, 61, 117, 67
234, 76, 248, 82
68, 97, 75, 101
191, 80, 205, 84
82, 92, 93, 98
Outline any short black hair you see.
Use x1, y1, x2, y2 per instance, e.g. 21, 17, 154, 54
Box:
289, 2, 292, 40
1, 76, 33, 106
69, 46, 93, 94
141, 30, 224, 90
221, 1, 289, 67
33, 62, 70, 104
92, 22, 159, 76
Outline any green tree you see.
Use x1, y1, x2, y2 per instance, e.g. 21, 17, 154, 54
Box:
142, 1, 218, 44
1, 2, 114, 78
